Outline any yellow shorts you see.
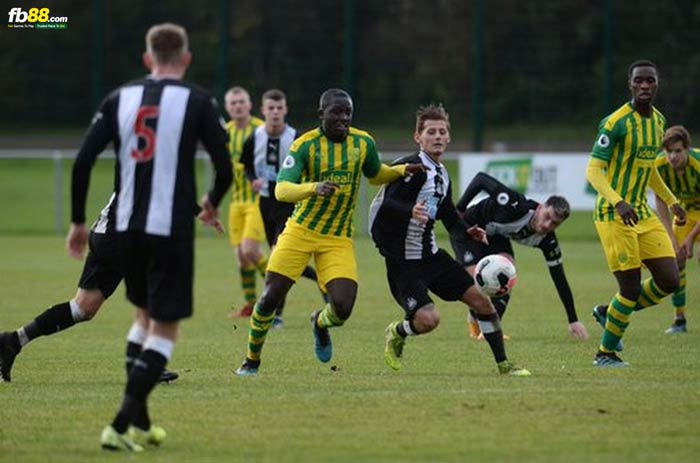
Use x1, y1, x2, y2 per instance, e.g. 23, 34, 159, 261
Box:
595, 215, 675, 272
673, 210, 700, 244
228, 201, 265, 246
266, 221, 357, 291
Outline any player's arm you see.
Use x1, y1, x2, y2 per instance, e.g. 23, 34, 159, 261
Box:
198, 97, 233, 208
439, 184, 488, 243
68, 95, 115, 259
649, 165, 685, 224
456, 172, 505, 212
362, 140, 423, 185
275, 141, 330, 202
654, 191, 677, 249
540, 234, 589, 340
240, 134, 257, 182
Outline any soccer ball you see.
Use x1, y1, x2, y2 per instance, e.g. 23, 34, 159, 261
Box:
474, 254, 517, 297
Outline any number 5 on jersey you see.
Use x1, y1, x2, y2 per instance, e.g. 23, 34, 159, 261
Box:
132, 106, 159, 162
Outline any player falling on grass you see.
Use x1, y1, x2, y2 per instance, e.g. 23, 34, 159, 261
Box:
234, 88, 424, 376
450, 172, 588, 341
586, 60, 685, 368
240, 88, 327, 329
654, 125, 700, 334
369, 104, 530, 376
0, 191, 223, 384
224, 86, 269, 318
68, 23, 232, 450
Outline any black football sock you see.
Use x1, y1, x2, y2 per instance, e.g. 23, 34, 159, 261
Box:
476, 312, 506, 363
491, 295, 510, 319
18, 302, 75, 346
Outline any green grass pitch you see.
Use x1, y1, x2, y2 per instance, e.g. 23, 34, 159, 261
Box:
1, 232, 699, 463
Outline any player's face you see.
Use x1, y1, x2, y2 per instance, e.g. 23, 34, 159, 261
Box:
415, 120, 450, 158
665, 140, 689, 170
629, 66, 658, 105
262, 98, 287, 129
531, 205, 565, 234
321, 97, 353, 142
225, 91, 252, 120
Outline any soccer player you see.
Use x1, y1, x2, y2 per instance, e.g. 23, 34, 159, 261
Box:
224, 86, 268, 318
370, 104, 530, 376
586, 59, 685, 367
68, 23, 232, 450
450, 172, 589, 341
240, 89, 326, 329
0, 192, 221, 383
654, 125, 700, 334
234, 88, 423, 376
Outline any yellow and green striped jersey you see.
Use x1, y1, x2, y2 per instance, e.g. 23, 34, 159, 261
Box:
590, 102, 666, 222
655, 148, 700, 211
277, 127, 382, 237
227, 116, 264, 204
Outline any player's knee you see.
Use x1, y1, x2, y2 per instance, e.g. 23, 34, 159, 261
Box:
73, 290, 105, 320
656, 273, 680, 294
330, 298, 354, 320
413, 306, 440, 332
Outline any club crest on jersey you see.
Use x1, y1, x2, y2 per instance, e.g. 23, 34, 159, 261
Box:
497, 192, 510, 205
282, 155, 295, 169
463, 250, 474, 264
597, 134, 610, 148
349, 148, 361, 161
406, 297, 417, 310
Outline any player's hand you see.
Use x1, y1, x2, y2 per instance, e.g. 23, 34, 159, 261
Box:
681, 236, 695, 259
671, 203, 687, 226
198, 211, 224, 235
404, 163, 425, 176
615, 201, 638, 226
66, 223, 89, 260
568, 321, 589, 340
197, 194, 223, 234
251, 178, 265, 193
412, 199, 429, 224
466, 225, 489, 245
315, 182, 339, 197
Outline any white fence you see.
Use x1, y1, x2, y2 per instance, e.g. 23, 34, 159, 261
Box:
0, 150, 598, 234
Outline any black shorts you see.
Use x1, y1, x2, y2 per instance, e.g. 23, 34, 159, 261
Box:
385, 249, 473, 317
259, 195, 295, 247
118, 232, 194, 322
450, 232, 513, 267
78, 231, 123, 299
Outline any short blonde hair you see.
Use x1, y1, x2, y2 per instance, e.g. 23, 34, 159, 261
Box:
145, 23, 188, 65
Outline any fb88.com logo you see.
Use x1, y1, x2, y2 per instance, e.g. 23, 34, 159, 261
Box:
8, 8, 66, 23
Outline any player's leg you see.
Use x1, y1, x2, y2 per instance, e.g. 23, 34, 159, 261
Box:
242, 201, 269, 277
235, 223, 309, 375
228, 203, 255, 317
309, 236, 359, 363
383, 259, 434, 371
0, 288, 104, 383
666, 218, 695, 333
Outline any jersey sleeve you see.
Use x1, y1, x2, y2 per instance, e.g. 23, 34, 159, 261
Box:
198, 96, 233, 208
277, 139, 309, 184
590, 117, 619, 162
361, 136, 382, 178
71, 94, 116, 224
538, 232, 563, 266
240, 134, 256, 181
456, 172, 511, 212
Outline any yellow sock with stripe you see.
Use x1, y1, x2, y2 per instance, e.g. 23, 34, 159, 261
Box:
600, 293, 635, 353
316, 304, 344, 329
240, 266, 256, 304
246, 303, 276, 362
255, 255, 268, 278
634, 277, 671, 312
672, 268, 686, 319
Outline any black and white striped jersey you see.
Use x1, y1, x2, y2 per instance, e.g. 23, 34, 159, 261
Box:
91, 193, 116, 234
71, 76, 233, 237
369, 151, 465, 260
457, 172, 562, 265
240, 124, 297, 198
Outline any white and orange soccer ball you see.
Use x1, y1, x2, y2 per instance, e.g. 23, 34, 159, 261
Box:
474, 254, 517, 297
